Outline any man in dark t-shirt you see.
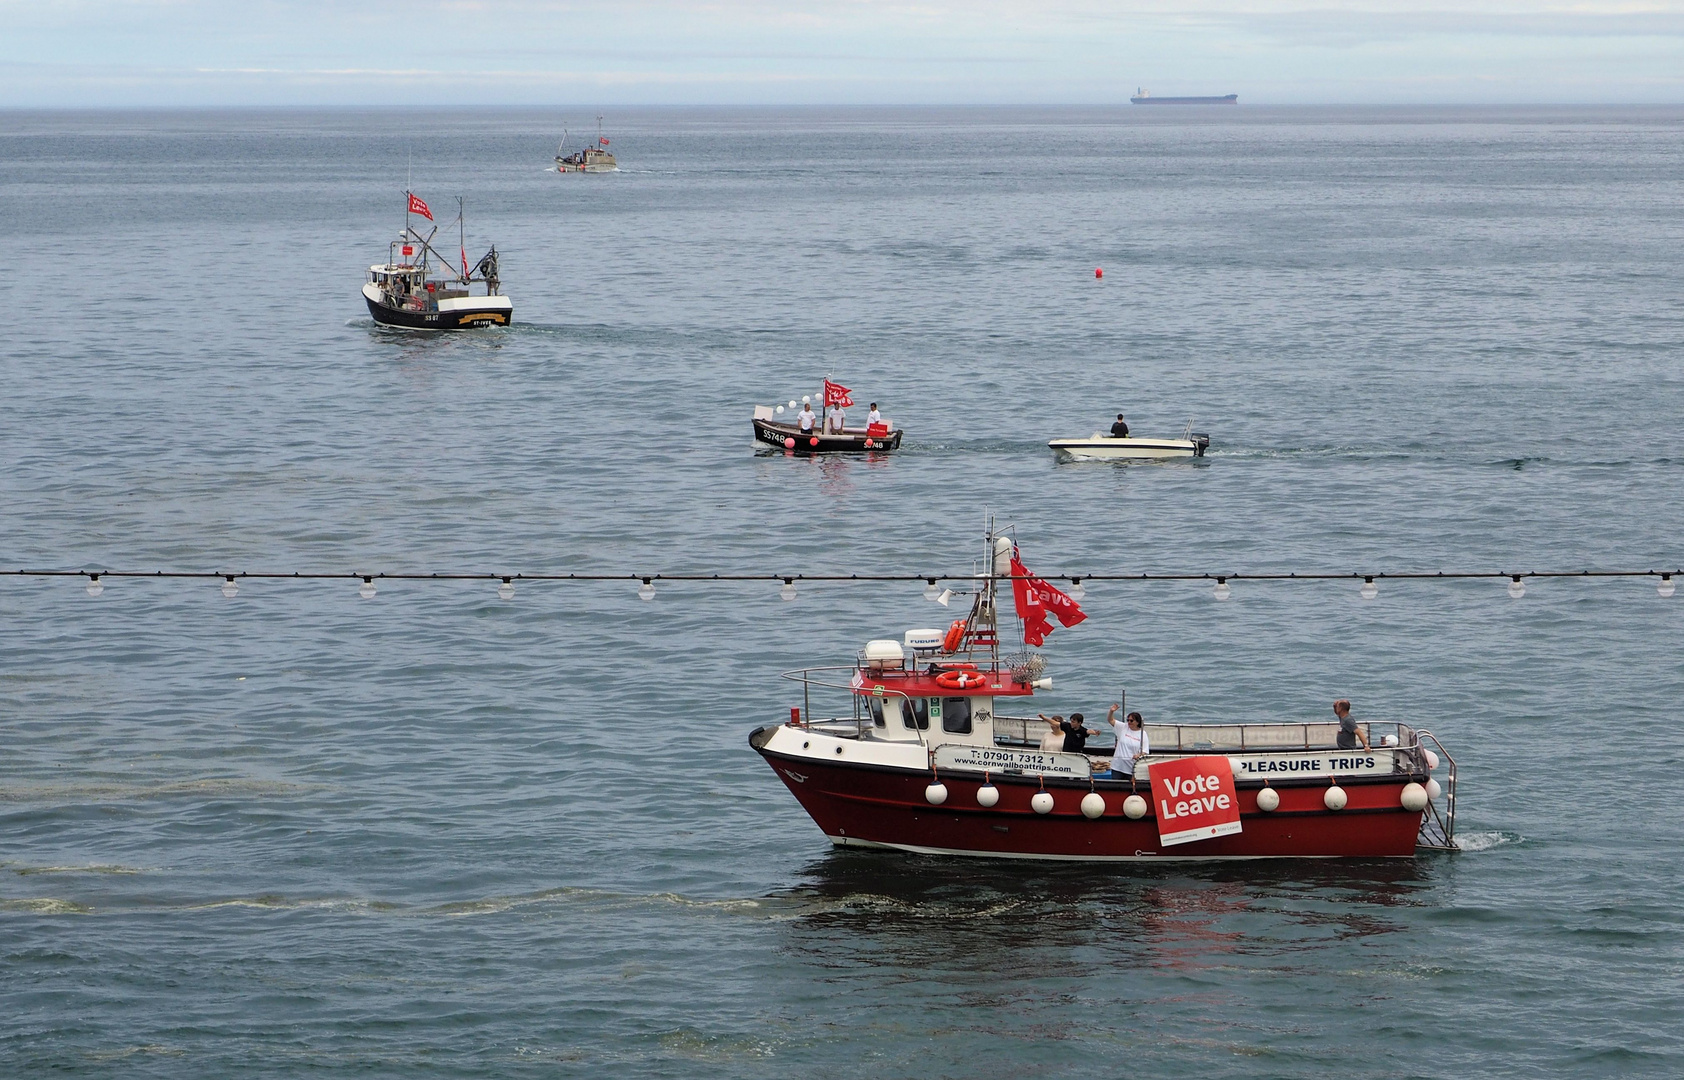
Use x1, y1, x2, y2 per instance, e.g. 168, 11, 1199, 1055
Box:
1110, 414, 1130, 438
1333, 699, 1370, 750
1042, 711, 1098, 753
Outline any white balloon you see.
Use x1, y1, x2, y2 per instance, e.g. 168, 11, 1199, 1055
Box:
1400, 782, 1429, 811
1080, 792, 1105, 819
1255, 787, 1280, 812
1122, 795, 1148, 820
1031, 792, 1055, 815
925, 783, 948, 806
976, 784, 1000, 808
1324, 785, 1348, 811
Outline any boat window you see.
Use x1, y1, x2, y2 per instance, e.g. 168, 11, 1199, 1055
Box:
941, 697, 972, 735
903, 698, 929, 731
867, 696, 886, 728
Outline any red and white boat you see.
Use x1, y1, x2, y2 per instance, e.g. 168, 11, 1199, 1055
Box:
751, 532, 1457, 860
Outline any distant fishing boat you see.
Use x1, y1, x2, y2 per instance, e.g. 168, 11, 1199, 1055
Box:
1131, 88, 1238, 105
556, 116, 618, 173
362, 192, 512, 330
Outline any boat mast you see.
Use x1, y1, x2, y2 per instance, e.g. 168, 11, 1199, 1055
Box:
458, 196, 467, 283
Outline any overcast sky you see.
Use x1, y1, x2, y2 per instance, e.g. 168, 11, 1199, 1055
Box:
3, 1, 1683, 106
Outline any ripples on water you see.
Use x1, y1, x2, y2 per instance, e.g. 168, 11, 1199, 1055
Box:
2, 106, 1682, 1077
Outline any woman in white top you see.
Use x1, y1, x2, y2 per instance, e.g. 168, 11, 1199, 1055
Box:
1105, 705, 1149, 779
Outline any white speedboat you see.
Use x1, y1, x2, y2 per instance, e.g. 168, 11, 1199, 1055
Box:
1049, 427, 1210, 460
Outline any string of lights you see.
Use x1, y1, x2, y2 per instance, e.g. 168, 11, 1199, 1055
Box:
3, 566, 1676, 601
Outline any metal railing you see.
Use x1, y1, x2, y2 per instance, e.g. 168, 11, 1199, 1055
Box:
1414, 730, 1458, 850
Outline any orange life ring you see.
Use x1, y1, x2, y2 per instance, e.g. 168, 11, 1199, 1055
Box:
941, 619, 966, 653
935, 669, 987, 691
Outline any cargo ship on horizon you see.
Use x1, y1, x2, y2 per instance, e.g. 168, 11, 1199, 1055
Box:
1131, 88, 1238, 105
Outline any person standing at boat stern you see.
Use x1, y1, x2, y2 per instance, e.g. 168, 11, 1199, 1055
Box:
1101, 706, 1149, 778
1334, 699, 1370, 750
867, 403, 882, 427
1110, 414, 1130, 438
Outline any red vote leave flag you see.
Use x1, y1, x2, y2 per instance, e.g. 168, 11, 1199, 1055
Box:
823, 379, 853, 407
1009, 548, 1086, 647
1149, 756, 1243, 847
407, 193, 433, 221
599, 137, 610, 145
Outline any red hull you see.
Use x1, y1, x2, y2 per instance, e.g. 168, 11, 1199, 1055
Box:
757, 744, 1424, 860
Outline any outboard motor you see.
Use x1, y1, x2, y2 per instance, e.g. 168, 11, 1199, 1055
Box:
1191, 433, 1211, 457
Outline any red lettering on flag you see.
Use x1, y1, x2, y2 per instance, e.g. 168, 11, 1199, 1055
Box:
1148, 756, 1243, 847
823, 379, 853, 407
408, 193, 433, 221
1009, 549, 1086, 646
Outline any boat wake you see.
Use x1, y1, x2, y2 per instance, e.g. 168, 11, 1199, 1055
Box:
1452, 830, 1521, 852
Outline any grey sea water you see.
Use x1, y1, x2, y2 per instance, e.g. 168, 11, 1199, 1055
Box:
2, 105, 1682, 1077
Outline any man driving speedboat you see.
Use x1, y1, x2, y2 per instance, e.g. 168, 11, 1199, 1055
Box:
1110, 414, 1130, 438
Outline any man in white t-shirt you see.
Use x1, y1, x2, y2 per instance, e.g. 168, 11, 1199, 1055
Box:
797, 403, 817, 432
867, 403, 883, 427
826, 403, 846, 434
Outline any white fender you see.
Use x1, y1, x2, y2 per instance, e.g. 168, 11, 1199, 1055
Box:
1080, 792, 1105, 819
1122, 794, 1148, 820
1400, 782, 1428, 811
925, 783, 948, 806
976, 784, 1000, 808
1031, 792, 1055, 814
1255, 787, 1280, 812
1324, 785, 1348, 811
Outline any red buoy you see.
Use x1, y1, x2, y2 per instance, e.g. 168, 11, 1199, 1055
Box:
863, 438, 874, 448
1095, 267, 1104, 279
783, 437, 795, 449
809, 437, 820, 447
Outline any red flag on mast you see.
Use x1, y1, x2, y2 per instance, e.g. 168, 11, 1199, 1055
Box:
599, 137, 610, 145
1010, 548, 1087, 647
407, 193, 433, 221
823, 379, 853, 407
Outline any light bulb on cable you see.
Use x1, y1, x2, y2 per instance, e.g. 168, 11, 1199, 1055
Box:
638, 578, 656, 601
1507, 575, 1525, 599
498, 577, 515, 601
780, 577, 797, 602
1068, 578, 1084, 602
788, 400, 798, 409
1659, 573, 1675, 599
85, 574, 103, 598
1360, 576, 1378, 600
774, 405, 784, 415
359, 576, 377, 600
923, 579, 940, 602
1213, 577, 1231, 601
221, 575, 238, 598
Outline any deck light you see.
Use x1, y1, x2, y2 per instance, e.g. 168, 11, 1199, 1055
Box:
1068, 578, 1085, 601
1360, 576, 1377, 600
638, 578, 656, 601
1213, 577, 1231, 601
221, 575, 238, 598
923, 579, 940, 601
1507, 575, 1525, 599
498, 577, 515, 601
1661, 574, 1676, 599
85, 574, 103, 597
359, 576, 377, 600
780, 577, 797, 602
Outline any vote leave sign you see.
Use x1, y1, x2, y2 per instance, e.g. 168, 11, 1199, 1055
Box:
1149, 756, 1243, 847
